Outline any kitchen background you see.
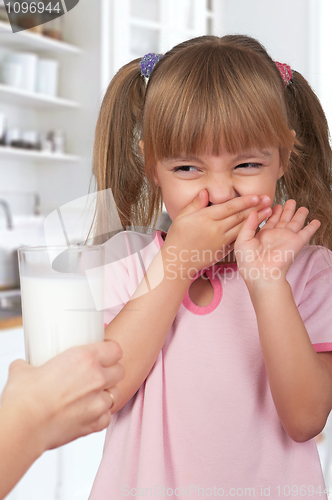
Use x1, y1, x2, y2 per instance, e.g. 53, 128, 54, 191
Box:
0, 0, 332, 499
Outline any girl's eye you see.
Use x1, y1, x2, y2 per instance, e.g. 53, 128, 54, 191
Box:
174, 165, 198, 173
235, 163, 262, 170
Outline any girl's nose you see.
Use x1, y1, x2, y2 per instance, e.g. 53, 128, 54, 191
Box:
207, 179, 238, 205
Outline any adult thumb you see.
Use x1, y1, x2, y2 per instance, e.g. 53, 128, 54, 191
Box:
176, 190, 209, 220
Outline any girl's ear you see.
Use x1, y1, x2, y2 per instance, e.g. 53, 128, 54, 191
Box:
138, 141, 160, 187
277, 162, 284, 180
139, 140, 161, 186
278, 130, 296, 180
153, 169, 161, 186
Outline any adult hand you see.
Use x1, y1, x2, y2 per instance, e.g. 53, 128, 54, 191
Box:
0, 340, 124, 453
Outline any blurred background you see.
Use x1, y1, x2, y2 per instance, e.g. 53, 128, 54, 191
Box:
0, 0, 332, 499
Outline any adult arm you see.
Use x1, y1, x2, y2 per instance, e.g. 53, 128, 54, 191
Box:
0, 340, 123, 500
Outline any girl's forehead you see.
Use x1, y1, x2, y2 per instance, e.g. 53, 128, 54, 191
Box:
154, 134, 279, 158
160, 147, 276, 162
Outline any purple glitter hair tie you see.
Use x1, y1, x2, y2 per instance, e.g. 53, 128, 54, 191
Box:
140, 53, 163, 78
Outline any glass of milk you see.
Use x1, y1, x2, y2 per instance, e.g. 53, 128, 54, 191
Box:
18, 245, 105, 367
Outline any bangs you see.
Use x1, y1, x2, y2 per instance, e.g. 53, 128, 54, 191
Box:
143, 40, 295, 177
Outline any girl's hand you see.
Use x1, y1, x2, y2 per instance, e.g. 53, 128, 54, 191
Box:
0, 341, 124, 453
234, 199, 321, 289
162, 190, 271, 280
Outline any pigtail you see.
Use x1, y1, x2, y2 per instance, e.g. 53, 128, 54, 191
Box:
276, 71, 332, 249
91, 59, 162, 243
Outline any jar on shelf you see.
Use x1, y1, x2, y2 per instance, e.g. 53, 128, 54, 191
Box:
49, 129, 66, 154
6, 128, 24, 148
12, 3, 43, 34
42, 16, 63, 41
16, 13, 43, 34
38, 132, 53, 153
0, 114, 7, 146
22, 130, 39, 150
0, 4, 9, 23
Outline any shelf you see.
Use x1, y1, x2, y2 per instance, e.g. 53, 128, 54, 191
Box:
0, 145, 81, 163
0, 83, 80, 109
129, 18, 161, 30
0, 21, 81, 54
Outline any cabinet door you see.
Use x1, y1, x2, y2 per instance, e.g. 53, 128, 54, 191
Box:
112, 0, 162, 73
110, 0, 214, 77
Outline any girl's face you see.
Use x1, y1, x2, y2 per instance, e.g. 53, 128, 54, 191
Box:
154, 147, 284, 221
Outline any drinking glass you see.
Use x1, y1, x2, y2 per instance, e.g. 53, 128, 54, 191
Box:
18, 245, 104, 367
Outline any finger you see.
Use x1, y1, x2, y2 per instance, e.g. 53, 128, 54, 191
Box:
80, 392, 114, 434
283, 207, 309, 233
256, 206, 272, 225
275, 199, 297, 228
103, 361, 125, 388
220, 204, 271, 238
298, 219, 321, 245
89, 410, 112, 433
223, 241, 235, 258
260, 205, 283, 230
8, 358, 29, 373
104, 385, 121, 413
90, 340, 123, 367
208, 194, 265, 221
219, 205, 270, 247
234, 210, 259, 248
176, 189, 209, 219
104, 389, 115, 410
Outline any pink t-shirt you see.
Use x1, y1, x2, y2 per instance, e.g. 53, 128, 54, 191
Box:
90, 231, 332, 499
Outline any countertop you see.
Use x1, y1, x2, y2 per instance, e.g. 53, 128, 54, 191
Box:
0, 289, 22, 330
0, 315, 22, 330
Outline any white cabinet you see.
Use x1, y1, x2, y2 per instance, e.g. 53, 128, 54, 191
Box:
0, 1, 102, 216
0, 327, 106, 500
0, 18, 82, 168
103, 0, 216, 89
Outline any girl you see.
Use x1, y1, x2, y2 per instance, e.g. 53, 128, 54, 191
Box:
90, 35, 332, 498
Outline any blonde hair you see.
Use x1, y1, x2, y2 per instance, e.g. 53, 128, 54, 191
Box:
91, 35, 332, 249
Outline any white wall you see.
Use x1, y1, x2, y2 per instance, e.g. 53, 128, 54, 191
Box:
216, 0, 312, 78
214, 0, 332, 129
317, 0, 332, 129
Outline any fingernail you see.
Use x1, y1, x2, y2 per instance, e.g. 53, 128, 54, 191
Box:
262, 196, 270, 205
263, 207, 272, 216
251, 196, 259, 204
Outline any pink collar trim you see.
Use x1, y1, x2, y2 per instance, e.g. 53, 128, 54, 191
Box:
154, 230, 237, 315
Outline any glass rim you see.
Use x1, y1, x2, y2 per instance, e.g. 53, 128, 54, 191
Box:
18, 245, 103, 253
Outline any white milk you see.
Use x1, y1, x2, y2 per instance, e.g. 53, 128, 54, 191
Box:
20, 274, 104, 367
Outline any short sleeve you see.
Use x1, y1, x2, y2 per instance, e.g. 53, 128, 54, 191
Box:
288, 246, 332, 352
86, 230, 162, 326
